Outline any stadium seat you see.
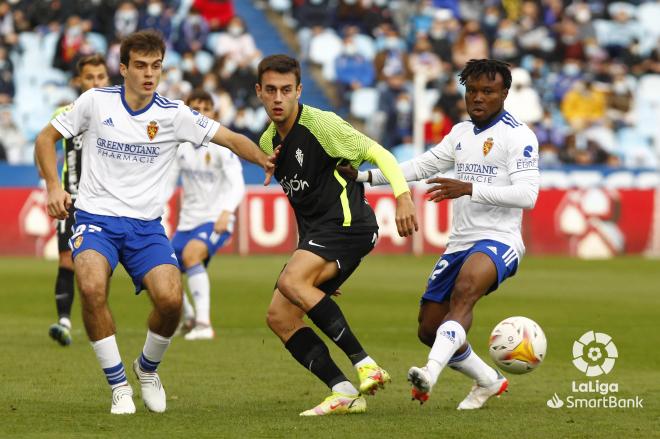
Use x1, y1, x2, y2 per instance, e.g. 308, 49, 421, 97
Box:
349, 87, 379, 120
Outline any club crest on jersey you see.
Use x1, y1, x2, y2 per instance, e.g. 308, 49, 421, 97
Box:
147, 120, 159, 141
295, 148, 303, 167
73, 236, 83, 249
205, 151, 211, 165
483, 137, 494, 156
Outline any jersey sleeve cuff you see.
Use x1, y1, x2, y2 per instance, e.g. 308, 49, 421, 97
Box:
50, 118, 75, 139
202, 121, 220, 146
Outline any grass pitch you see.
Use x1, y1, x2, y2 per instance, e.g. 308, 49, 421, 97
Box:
1, 255, 658, 438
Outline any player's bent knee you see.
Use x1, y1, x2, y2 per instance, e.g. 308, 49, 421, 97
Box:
155, 293, 182, 318
78, 283, 107, 309
276, 272, 297, 298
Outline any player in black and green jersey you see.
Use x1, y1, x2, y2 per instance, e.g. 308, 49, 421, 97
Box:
42, 55, 110, 346
256, 54, 418, 416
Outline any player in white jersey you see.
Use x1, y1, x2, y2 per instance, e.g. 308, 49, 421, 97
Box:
343, 59, 539, 409
34, 30, 275, 415
41, 55, 110, 347
167, 90, 246, 341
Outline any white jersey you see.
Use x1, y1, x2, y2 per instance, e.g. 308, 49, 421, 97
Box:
51, 85, 220, 220
168, 141, 245, 231
371, 111, 539, 257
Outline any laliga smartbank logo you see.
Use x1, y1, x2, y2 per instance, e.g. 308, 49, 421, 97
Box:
546, 331, 643, 409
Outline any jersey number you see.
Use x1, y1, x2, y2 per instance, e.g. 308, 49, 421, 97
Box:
430, 259, 449, 281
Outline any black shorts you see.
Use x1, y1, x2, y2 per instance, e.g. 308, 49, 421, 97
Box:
297, 228, 378, 294
57, 205, 77, 253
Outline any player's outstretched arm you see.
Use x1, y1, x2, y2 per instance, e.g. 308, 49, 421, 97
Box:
364, 145, 418, 237
211, 125, 278, 186
35, 124, 70, 219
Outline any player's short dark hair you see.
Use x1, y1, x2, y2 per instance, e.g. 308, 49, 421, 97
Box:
459, 59, 512, 90
186, 89, 214, 107
257, 54, 301, 85
120, 30, 166, 66
75, 54, 107, 77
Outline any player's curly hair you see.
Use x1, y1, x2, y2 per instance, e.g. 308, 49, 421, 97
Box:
120, 29, 166, 66
459, 59, 512, 90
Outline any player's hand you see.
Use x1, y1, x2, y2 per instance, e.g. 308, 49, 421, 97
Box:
46, 186, 71, 220
214, 211, 231, 234
263, 145, 281, 186
335, 163, 358, 181
395, 191, 418, 237
426, 177, 472, 202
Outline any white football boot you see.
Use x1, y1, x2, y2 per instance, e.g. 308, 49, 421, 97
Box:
457, 371, 509, 410
184, 324, 215, 341
133, 359, 166, 413
110, 384, 136, 415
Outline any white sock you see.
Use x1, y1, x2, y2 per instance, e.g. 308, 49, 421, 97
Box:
138, 330, 171, 372
182, 291, 195, 321
332, 380, 359, 395
187, 264, 210, 326
426, 320, 466, 385
448, 344, 499, 387
59, 316, 72, 329
354, 356, 376, 368
91, 334, 127, 389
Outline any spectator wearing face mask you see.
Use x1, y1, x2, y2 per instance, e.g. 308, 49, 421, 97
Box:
407, 34, 443, 87
334, 34, 375, 112
213, 16, 260, 68
491, 18, 521, 65
560, 77, 607, 130
452, 19, 488, 69
113, 1, 139, 40
553, 58, 583, 102
373, 27, 411, 83
140, 0, 173, 44
53, 15, 94, 73
424, 105, 452, 147
427, 10, 456, 67
176, 7, 210, 54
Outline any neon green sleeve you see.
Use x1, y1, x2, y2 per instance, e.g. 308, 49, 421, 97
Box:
364, 144, 410, 197
258, 123, 276, 155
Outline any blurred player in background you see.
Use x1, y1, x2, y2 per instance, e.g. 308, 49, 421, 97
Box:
35, 30, 275, 415
42, 54, 110, 346
166, 89, 245, 341
342, 59, 540, 409
256, 54, 417, 416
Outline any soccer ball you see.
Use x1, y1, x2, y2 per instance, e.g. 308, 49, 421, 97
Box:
488, 316, 547, 374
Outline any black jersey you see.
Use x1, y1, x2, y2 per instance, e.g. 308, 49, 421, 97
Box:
259, 104, 378, 235
54, 105, 83, 198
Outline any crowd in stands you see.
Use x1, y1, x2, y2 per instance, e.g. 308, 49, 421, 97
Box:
268, 0, 660, 168
0, 0, 659, 170
0, 0, 268, 165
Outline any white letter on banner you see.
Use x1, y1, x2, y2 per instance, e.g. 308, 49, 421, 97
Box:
424, 199, 451, 248
249, 196, 289, 247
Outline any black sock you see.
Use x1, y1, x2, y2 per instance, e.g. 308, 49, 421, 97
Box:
307, 295, 367, 365
55, 267, 75, 321
284, 327, 347, 389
